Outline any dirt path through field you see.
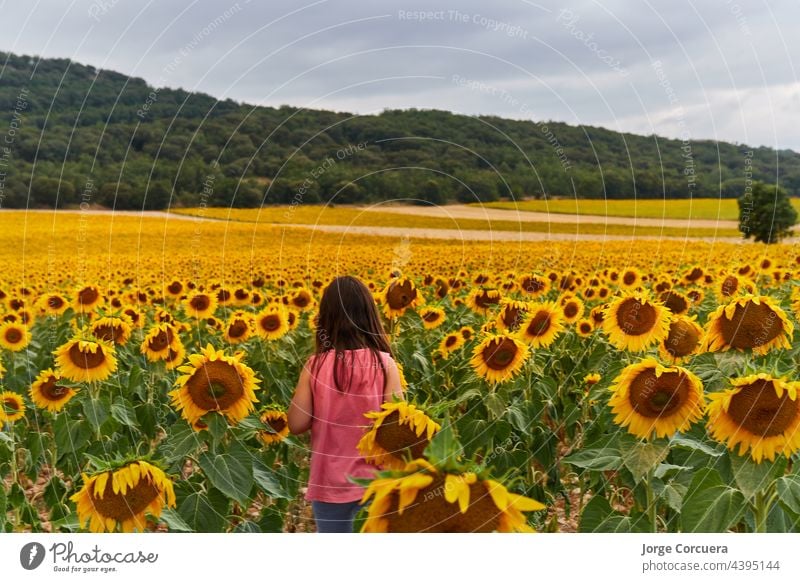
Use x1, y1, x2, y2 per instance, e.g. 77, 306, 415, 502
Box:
363, 204, 740, 229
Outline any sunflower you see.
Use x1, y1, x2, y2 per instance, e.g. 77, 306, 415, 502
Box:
418, 306, 446, 330
516, 302, 564, 348
357, 402, 440, 469
382, 278, 423, 318
659, 315, 704, 363
254, 306, 290, 340
164, 341, 186, 371
702, 295, 793, 356
459, 326, 475, 341
559, 295, 584, 323
90, 316, 132, 346
602, 291, 670, 352
169, 344, 260, 425
707, 374, 800, 463
438, 332, 466, 359
258, 409, 290, 445
495, 299, 529, 332
70, 460, 176, 533
0, 322, 31, 352
465, 288, 501, 316
184, 292, 218, 319
470, 334, 529, 385
576, 318, 594, 337
584, 373, 601, 387
122, 306, 145, 329
74, 285, 104, 313
608, 357, 704, 439
619, 267, 642, 290
361, 459, 544, 533
54, 338, 117, 383
223, 312, 253, 344
165, 279, 184, 298
141, 323, 179, 362
30, 369, 77, 412
38, 292, 70, 316
658, 290, 690, 316
0, 391, 25, 423
715, 274, 754, 302
288, 288, 315, 312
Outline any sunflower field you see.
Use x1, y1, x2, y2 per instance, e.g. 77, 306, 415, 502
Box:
2, 210, 800, 533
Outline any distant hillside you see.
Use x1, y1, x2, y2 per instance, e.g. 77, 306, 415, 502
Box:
1, 50, 798, 210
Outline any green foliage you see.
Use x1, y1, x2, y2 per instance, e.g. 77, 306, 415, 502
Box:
738, 182, 798, 243
2, 50, 800, 210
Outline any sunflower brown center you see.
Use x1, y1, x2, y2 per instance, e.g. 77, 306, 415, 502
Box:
374, 410, 429, 461
93, 324, 122, 343
292, 294, 310, 308
90, 474, 161, 522
664, 320, 700, 357
474, 291, 500, 309
726, 380, 798, 437
628, 368, 690, 418
217, 289, 231, 303
68, 343, 108, 370
185, 360, 244, 411
260, 314, 281, 332
3, 397, 21, 411
234, 289, 249, 300
520, 277, 546, 294
501, 306, 523, 329
77, 287, 99, 306
227, 320, 248, 338
148, 328, 173, 352
623, 272, 637, 286
386, 281, 416, 310
717, 302, 784, 349
525, 311, 552, 337
659, 292, 688, 314
190, 295, 210, 311
385, 476, 500, 532
39, 377, 69, 401
4, 328, 23, 344
720, 276, 739, 297
47, 296, 65, 309
423, 311, 441, 323
616, 298, 658, 336
445, 335, 458, 348
563, 302, 579, 319
482, 338, 519, 370
265, 415, 287, 433
686, 267, 703, 282
168, 282, 183, 294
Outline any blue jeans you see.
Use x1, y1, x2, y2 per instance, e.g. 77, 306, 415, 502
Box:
311, 500, 362, 533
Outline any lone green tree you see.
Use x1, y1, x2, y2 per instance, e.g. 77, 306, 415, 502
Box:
738, 182, 797, 243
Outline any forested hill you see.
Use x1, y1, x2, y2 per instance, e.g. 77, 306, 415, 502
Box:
1, 50, 798, 210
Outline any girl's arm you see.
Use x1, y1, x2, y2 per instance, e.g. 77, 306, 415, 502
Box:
383, 359, 404, 402
288, 364, 313, 434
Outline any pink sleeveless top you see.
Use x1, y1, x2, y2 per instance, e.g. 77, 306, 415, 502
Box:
305, 349, 392, 503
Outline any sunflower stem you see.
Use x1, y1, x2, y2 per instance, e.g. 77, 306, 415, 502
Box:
645, 466, 658, 533
753, 488, 773, 533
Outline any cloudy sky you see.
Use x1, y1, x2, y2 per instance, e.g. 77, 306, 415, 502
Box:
2, 0, 799, 149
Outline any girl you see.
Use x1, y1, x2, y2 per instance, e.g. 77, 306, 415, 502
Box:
288, 275, 403, 533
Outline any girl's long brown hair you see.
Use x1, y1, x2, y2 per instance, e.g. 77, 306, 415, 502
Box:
311, 275, 393, 392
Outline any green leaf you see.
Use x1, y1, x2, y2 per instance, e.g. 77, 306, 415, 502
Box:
160, 508, 194, 532
730, 454, 785, 500
661, 483, 687, 512
579, 495, 650, 532
563, 447, 623, 471
670, 434, 722, 457
198, 452, 253, 505
83, 396, 110, 430
205, 412, 228, 441
680, 468, 746, 532
253, 461, 293, 500
110, 400, 138, 428
162, 423, 205, 462
423, 422, 463, 467
485, 392, 506, 419
775, 474, 800, 515
621, 440, 670, 483
233, 521, 260, 533
54, 414, 92, 456
258, 505, 285, 532
177, 490, 228, 533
